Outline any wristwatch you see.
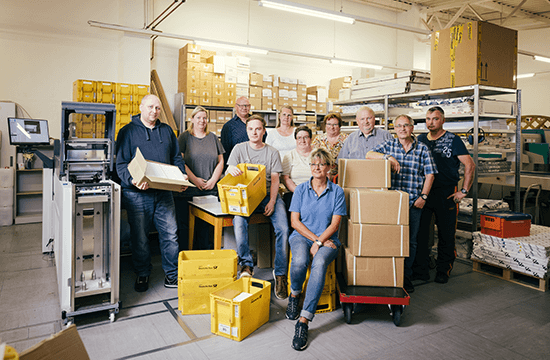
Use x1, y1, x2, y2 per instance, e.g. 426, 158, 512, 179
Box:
461, 188, 468, 195
384, 154, 391, 160
315, 240, 323, 247
420, 194, 428, 200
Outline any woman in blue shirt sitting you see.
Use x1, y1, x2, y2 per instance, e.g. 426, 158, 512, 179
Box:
286, 148, 347, 351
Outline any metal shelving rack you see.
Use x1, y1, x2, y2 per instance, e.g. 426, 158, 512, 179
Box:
336, 84, 521, 232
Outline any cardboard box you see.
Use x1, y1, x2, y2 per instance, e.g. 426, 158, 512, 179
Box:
344, 248, 404, 287
347, 220, 409, 257
249, 86, 262, 99
329, 76, 352, 98
186, 96, 199, 106
430, 21, 517, 90
249, 72, 263, 86
249, 98, 262, 111
307, 86, 327, 102
180, 43, 201, 55
338, 159, 391, 189
128, 148, 194, 192
19, 324, 90, 360
317, 102, 326, 114
348, 189, 409, 225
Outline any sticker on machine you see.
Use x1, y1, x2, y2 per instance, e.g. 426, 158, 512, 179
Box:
218, 324, 230, 335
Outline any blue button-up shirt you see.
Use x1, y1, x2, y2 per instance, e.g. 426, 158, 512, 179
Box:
289, 178, 347, 244
374, 137, 438, 206
338, 128, 393, 160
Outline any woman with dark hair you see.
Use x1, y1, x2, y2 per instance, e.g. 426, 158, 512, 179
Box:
311, 112, 348, 180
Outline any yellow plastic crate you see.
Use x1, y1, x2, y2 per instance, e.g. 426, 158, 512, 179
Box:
178, 277, 236, 315
217, 163, 266, 217
315, 291, 337, 314
287, 251, 336, 295
133, 84, 149, 96
73, 80, 96, 102
210, 277, 271, 341
116, 83, 132, 95
178, 250, 237, 279
97, 81, 116, 103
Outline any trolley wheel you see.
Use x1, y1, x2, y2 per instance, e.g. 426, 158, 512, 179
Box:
343, 303, 353, 324
391, 305, 402, 326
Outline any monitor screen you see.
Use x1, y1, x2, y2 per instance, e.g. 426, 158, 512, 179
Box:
8, 118, 50, 146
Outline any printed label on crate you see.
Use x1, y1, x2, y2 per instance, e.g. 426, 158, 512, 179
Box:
232, 327, 239, 338
229, 205, 240, 213
234, 305, 239, 318
241, 206, 248, 214
242, 190, 247, 199
219, 324, 230, 335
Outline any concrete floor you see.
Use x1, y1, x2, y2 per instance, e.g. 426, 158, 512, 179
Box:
1, 222, 550, 360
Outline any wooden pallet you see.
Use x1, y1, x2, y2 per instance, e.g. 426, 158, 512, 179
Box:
472, 259, 549, 292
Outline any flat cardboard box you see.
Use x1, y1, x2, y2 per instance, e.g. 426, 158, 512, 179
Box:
338, 159, 391, 189
249, 72, 263, 86
430, 21, 517, 90
19, 324, 90, 360
128, 148, 194, 192
249, 98, 262, 111
347, 220, 409, 257
349, 188, 409, 225
344, 248, 404, 287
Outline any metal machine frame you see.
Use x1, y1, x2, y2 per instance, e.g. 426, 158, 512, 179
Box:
49, 102, 121, 324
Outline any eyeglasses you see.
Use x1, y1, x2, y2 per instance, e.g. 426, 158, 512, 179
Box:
395, 124, 413, 129
309, 163, 328, 168
326, 123, 339, 127
236, 104, 251, 108
296, 136, 310, 140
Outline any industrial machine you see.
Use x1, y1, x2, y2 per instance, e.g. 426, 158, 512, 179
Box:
48, 102, 121, 324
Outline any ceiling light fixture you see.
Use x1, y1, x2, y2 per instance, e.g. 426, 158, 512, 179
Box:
330, 59, 383, 70
258, 0, 355, 24
533, 55, 550, 63
194, 41, 268, 55
516, 73, 535, 79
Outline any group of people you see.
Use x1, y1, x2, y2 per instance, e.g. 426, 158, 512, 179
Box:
115, 94, 474, 351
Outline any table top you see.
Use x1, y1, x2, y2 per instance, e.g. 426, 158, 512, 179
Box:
189, 198, 228, 216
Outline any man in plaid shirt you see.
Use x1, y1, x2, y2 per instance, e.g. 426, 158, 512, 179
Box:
367, 114, 437, 293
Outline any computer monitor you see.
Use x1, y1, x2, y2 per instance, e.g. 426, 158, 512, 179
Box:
8, 118, 50, 146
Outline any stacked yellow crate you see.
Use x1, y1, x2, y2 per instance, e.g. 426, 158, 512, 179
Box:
178, 250, 238, 315
287, 252, 337, 314
73, 80, 96, 103
115, 83, 133, 135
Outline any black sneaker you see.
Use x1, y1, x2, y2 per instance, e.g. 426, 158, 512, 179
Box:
164, 275, 177, 288
286, 295, 300, 320
134, 276, 149, 292
292, 321, 309, 351
434, 272, 449, 284
404, 276, 415, 294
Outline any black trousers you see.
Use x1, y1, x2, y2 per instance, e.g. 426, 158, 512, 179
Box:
413, 185, 458, 277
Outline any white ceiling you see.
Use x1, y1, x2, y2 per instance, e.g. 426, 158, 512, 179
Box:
353, 0, 550, 30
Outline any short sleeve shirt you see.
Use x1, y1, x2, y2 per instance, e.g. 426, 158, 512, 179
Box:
289, 179, 347, 244
227, 142, 282, 190
417, 131, 469, 188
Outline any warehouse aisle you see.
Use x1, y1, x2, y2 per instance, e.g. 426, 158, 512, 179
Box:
1, 223, 549, 359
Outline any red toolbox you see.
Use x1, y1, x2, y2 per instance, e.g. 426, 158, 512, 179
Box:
480, 211, 532, 238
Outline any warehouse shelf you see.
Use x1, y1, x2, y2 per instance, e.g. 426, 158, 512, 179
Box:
337, 85, 521, 232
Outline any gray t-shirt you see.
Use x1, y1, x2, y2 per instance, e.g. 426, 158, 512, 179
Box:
178, 131, 225, 181
227, 142, 283, 190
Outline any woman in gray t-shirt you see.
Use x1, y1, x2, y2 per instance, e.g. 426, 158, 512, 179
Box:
174, 106, 225, 250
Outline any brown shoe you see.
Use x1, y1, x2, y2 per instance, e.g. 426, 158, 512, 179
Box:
239, 265, 253, 278
273, 270, 288, 300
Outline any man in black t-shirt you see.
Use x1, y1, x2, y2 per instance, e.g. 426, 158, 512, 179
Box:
413, 106, 475, 284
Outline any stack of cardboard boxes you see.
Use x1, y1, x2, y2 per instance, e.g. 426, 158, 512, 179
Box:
338, 159, 409, 288
72, 79, 149, 138
329, 76, 352, 100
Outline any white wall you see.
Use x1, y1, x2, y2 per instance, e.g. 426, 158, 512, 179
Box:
1, 0, 549, 142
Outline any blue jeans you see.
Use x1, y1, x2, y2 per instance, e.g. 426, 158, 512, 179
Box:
122, 190, 179, 280
405, 206, 422, 278
233, 194, 289, 275
289, 234, 339, 321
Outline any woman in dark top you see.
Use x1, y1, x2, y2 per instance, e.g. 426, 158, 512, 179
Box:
175, 106, 225, 250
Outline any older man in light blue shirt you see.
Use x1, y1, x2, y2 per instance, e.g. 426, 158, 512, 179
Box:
338, 106, 392, 160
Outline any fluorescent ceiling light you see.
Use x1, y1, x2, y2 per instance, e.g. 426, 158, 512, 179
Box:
330, 59, 383, 70
259, 0, 355, 24
194, 41, 268, 55
534, 55, 550, 63
516, 73, 535, 79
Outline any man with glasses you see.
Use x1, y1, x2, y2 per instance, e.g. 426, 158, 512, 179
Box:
366, 114, 437, 293
413, 106, 474, 285
338, 106, 392, 160
221, 96, 266, 166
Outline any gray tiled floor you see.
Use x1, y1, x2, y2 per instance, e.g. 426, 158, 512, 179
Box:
1, 222, 549, 359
